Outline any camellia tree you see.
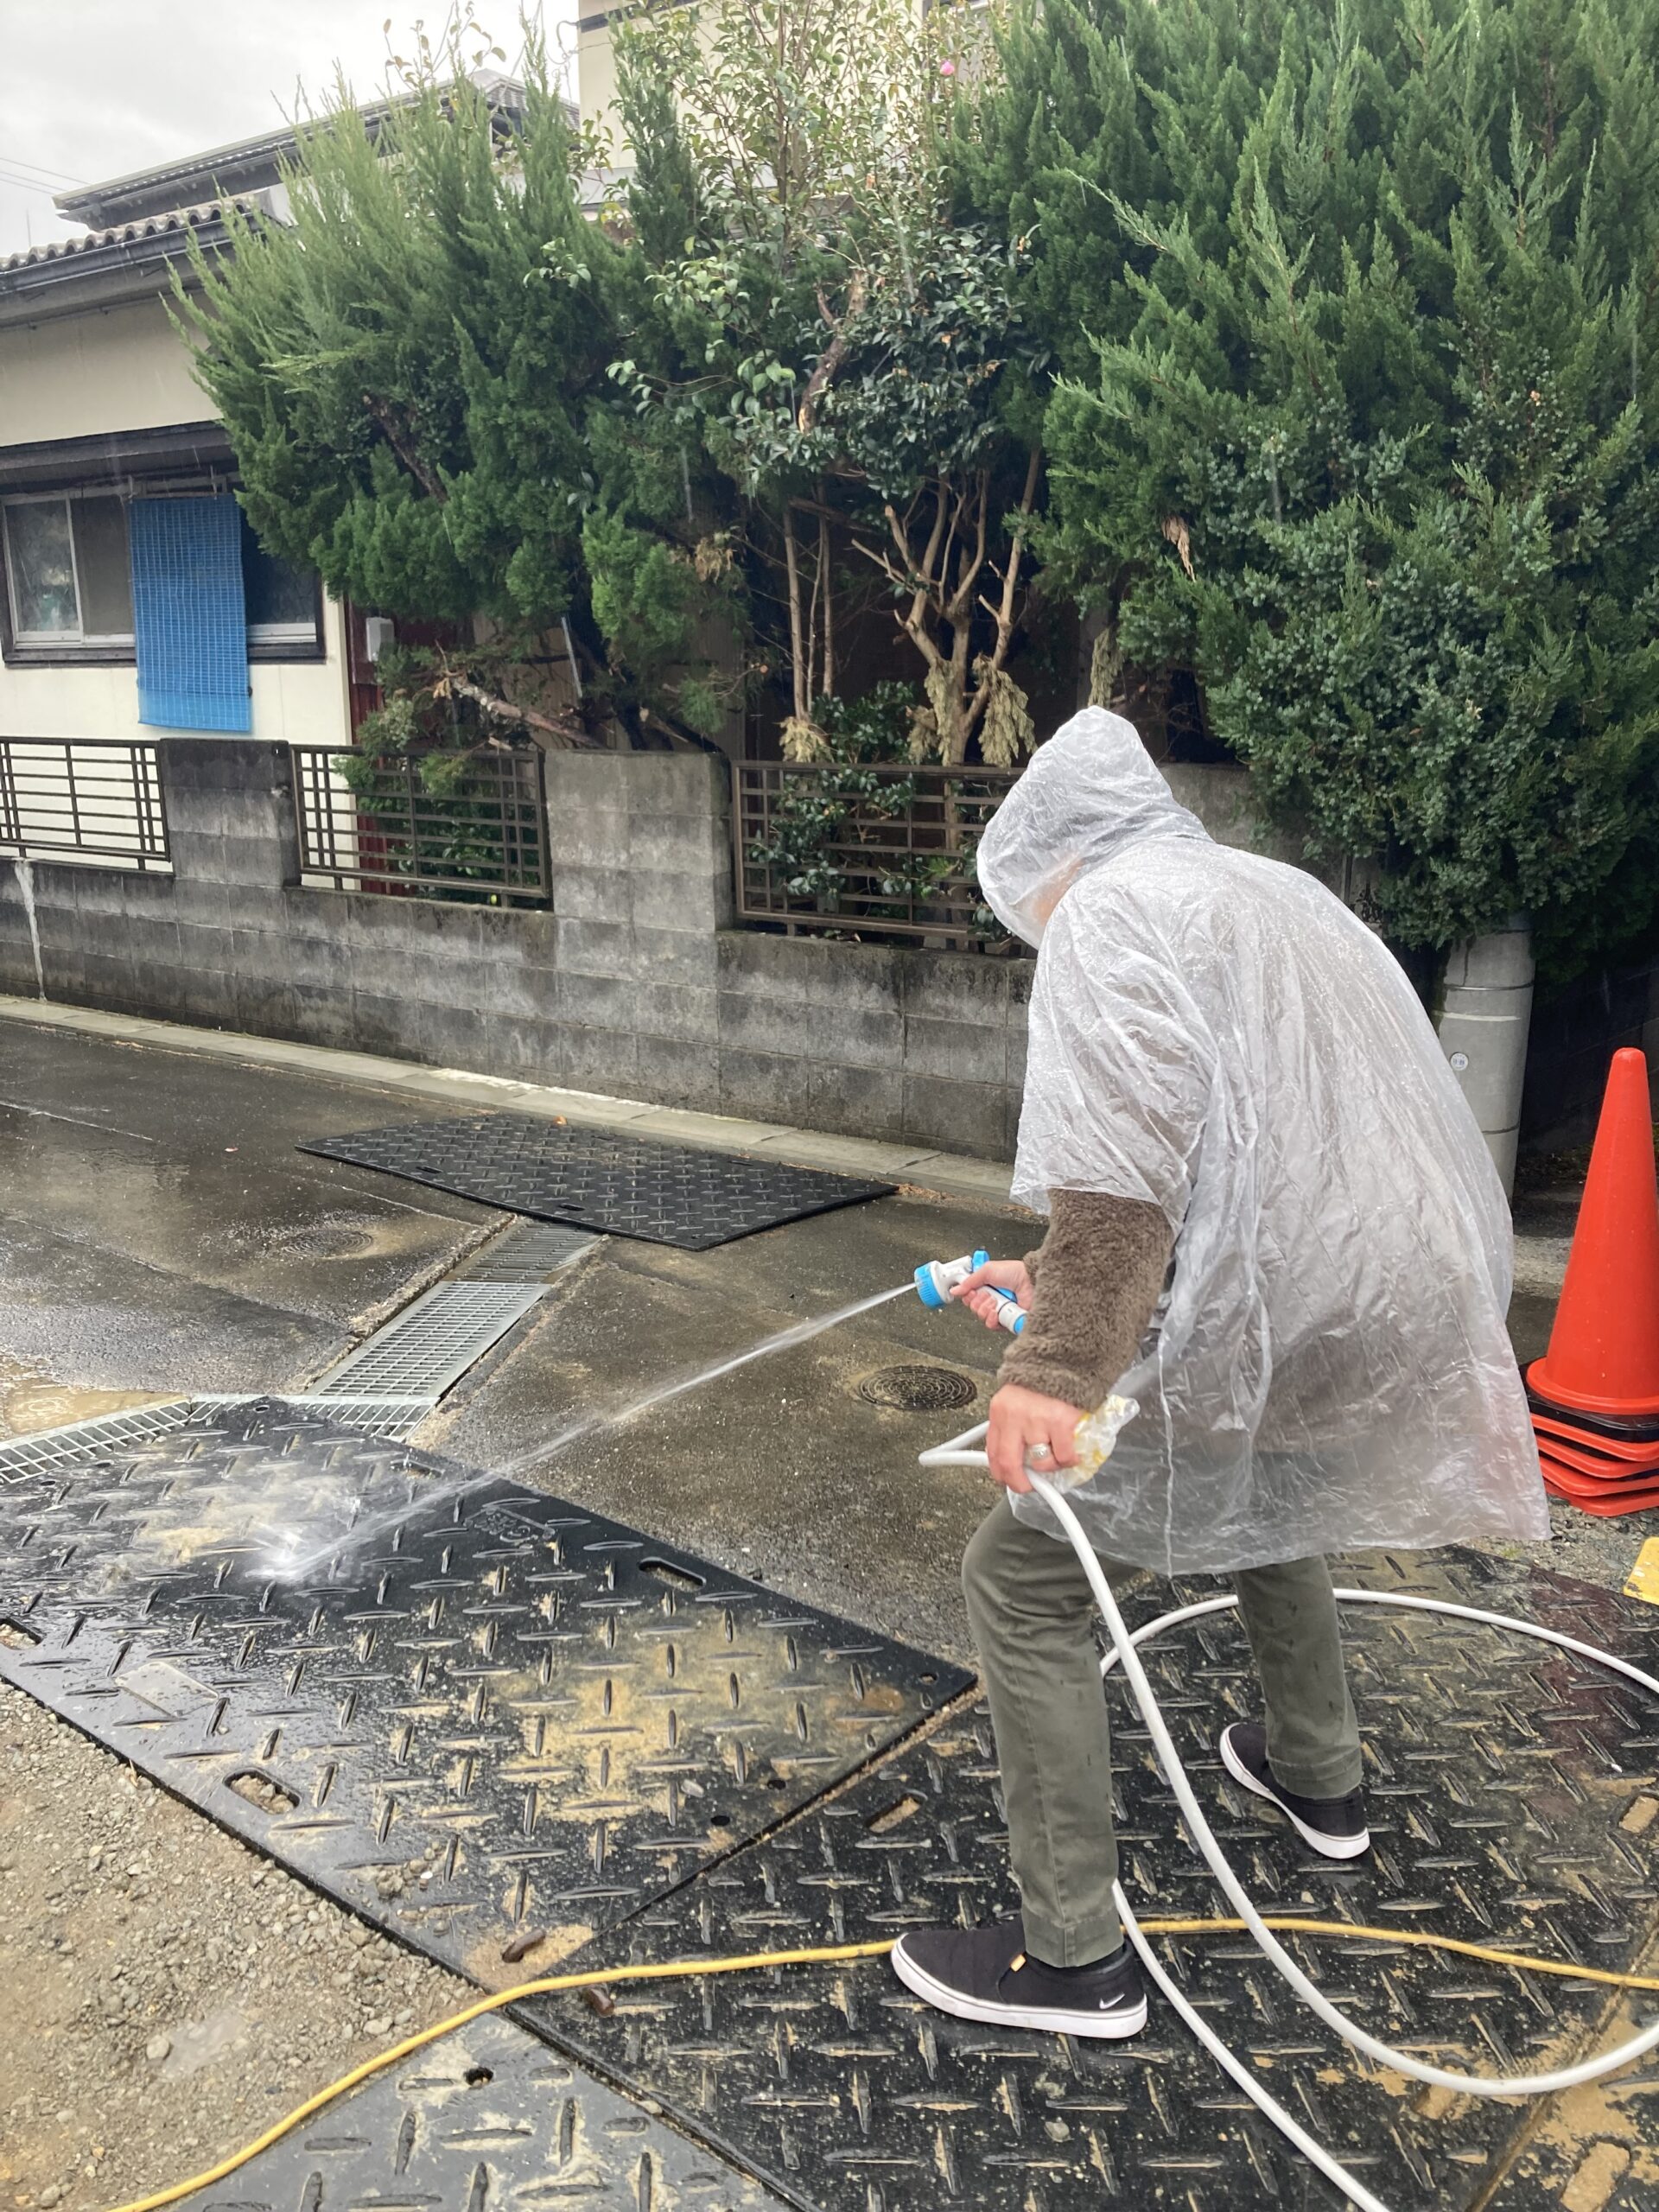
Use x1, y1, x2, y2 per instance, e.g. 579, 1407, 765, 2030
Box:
608, 0, 1046, 771
963, 0, 1659, 976
178, 14, 743, 755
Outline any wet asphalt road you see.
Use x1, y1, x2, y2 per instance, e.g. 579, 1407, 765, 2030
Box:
0, 1009, 1645, 1650
0, 1014, 1023, 1656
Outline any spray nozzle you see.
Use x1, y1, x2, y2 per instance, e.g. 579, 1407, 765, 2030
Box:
913, 1250, 988, 1307
915, 1251, 1027, 1334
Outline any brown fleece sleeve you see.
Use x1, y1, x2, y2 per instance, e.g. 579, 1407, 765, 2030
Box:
999, 1189, 1173, 1410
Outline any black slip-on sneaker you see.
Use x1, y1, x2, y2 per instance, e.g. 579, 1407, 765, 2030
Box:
890, 1913, 1147, 2038
1219, 1720, 1370, 1859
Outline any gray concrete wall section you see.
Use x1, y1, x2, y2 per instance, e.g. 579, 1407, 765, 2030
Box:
0, 739, 1027, 1157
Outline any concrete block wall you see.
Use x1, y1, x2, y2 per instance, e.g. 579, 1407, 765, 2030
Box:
0, 738, 1027, 1156
548, 751, 734, 1105
714, 934, 1027, 1158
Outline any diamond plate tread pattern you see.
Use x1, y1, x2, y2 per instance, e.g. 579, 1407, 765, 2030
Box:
315, 1281, 548, 1398
300, 1116, 894, 1250
525, 1549, 1659, 2212
182, 2013, 779, 2212
1491, 2109, 1659, 2212
0, 1397, 968, 1990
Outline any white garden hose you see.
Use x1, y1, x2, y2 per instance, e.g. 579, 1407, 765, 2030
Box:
918, 1420, 1659, 2212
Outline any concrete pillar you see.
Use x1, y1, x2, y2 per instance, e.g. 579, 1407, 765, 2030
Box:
1438, 915, 1535, 1197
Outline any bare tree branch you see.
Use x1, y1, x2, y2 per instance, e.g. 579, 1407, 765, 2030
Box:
363, 392, 447, 502
965, 448, 1041, 735
797, 271, 869, 430
432, 671, 594, 747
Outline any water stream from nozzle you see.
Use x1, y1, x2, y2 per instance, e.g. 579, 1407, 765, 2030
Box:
494, 1278, 916, 1482
262, 1279, 925, 1581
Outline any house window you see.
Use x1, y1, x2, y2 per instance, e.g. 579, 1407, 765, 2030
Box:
0, 490, 322, 662
238, 508, 321, 652
3, 493, 134, 645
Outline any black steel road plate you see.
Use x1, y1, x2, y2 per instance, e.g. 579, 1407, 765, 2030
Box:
524, 1549, 1659, 2212
0, 1398, 968, 1988
300, 1115, 894, 1249
182, 2013, 777, 2212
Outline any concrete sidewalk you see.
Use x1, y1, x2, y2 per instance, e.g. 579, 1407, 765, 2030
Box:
0, 993, 1018, 1206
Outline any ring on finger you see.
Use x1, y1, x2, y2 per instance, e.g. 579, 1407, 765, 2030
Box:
1028, 1441, 1054, 1462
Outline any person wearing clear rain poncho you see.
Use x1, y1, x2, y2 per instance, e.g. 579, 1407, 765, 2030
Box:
890, 707, 1548, 2042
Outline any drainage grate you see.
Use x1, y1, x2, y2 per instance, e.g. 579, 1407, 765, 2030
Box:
531, 1548, 1659, 2212
457, 1219, 599, 1284
856, 1363, 979, 1412
285, 1394, 432, 1440
0, 1401, 194, 1484
192, 1393, 431, 1441
315, 1281, 547, 1401
0, 1397, 970, 1987
168, 2011, 774, 2212
300, 1114, 893, 1249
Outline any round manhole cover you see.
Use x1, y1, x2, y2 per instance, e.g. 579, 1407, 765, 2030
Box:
857, 1364, 979, 1413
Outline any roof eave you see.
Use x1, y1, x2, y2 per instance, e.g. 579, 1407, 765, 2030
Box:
0, 222, 232, 323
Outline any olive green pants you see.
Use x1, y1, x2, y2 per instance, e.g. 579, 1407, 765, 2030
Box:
962, 1500, 1363, 1967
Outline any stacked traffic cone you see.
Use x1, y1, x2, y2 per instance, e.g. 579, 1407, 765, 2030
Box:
1526, 1047, 1659, 1516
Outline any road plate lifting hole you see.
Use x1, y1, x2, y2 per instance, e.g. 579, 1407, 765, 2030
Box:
226, 1770, 299, 1816
856, 1364, 978, 1413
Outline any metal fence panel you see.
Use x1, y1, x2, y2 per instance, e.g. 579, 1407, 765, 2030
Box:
0, 737, 171, 869
734, 759, 1018, 948
293, 743, 550, 906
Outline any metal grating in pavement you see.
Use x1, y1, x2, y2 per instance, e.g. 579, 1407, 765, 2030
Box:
300, 1114, 894, 1250
180, 2012, 773, 2212
527, 1548, 1659, 2212
0, 1397, 970, 1988
314, 1281, 547, 1400
284, 1393, 432, 1439
457, 1218, 600, 1284
0, 1400, 195, 1484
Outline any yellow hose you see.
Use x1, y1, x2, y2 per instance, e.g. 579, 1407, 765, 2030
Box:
103, 1919, 1659, 2212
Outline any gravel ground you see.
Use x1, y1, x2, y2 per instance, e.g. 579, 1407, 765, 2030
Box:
0, 1684, 471, 2212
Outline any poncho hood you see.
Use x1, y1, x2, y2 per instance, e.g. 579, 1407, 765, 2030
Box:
976, 707, 1208, 946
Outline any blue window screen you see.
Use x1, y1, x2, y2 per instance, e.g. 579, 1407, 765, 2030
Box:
130, 494, 251, 733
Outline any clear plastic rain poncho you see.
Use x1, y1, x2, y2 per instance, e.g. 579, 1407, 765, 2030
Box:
977, 708, 1548, 1574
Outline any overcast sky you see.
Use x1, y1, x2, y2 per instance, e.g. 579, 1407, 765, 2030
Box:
0, 3, 577, 257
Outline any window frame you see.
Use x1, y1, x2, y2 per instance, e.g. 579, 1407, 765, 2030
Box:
0, 483, 327, 668
0, 491, 137, 661
241, 521, 327, 662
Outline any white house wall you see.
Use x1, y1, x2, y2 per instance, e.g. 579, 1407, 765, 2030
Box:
0, 298, 206, 446
0, 296, 353, 749
0, 593, 351, 745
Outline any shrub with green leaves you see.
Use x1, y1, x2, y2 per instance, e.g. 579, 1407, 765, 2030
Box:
750, 682, 1009, 936
963, 0, 1659, 976
177, 18, 739, 750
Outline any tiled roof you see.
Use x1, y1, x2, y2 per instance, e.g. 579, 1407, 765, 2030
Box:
0, 198, 251, 277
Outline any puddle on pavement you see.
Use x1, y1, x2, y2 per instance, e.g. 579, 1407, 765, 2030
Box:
223, 1209, 465, 1266
0, 1363, 175, 1440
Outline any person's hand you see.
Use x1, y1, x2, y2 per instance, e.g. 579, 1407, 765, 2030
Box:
951, 1257, 1033, 1332
985, 1382, 1085, 1494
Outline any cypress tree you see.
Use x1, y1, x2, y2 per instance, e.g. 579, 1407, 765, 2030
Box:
964, 0, 1659, 974
179, 31, 738, 747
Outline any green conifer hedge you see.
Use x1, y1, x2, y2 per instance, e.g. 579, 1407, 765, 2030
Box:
963, 0, 1659, 974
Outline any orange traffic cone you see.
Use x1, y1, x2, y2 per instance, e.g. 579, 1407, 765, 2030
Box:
1527, 1048, 1659, 1427
1541, 1457, 1659, 1516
